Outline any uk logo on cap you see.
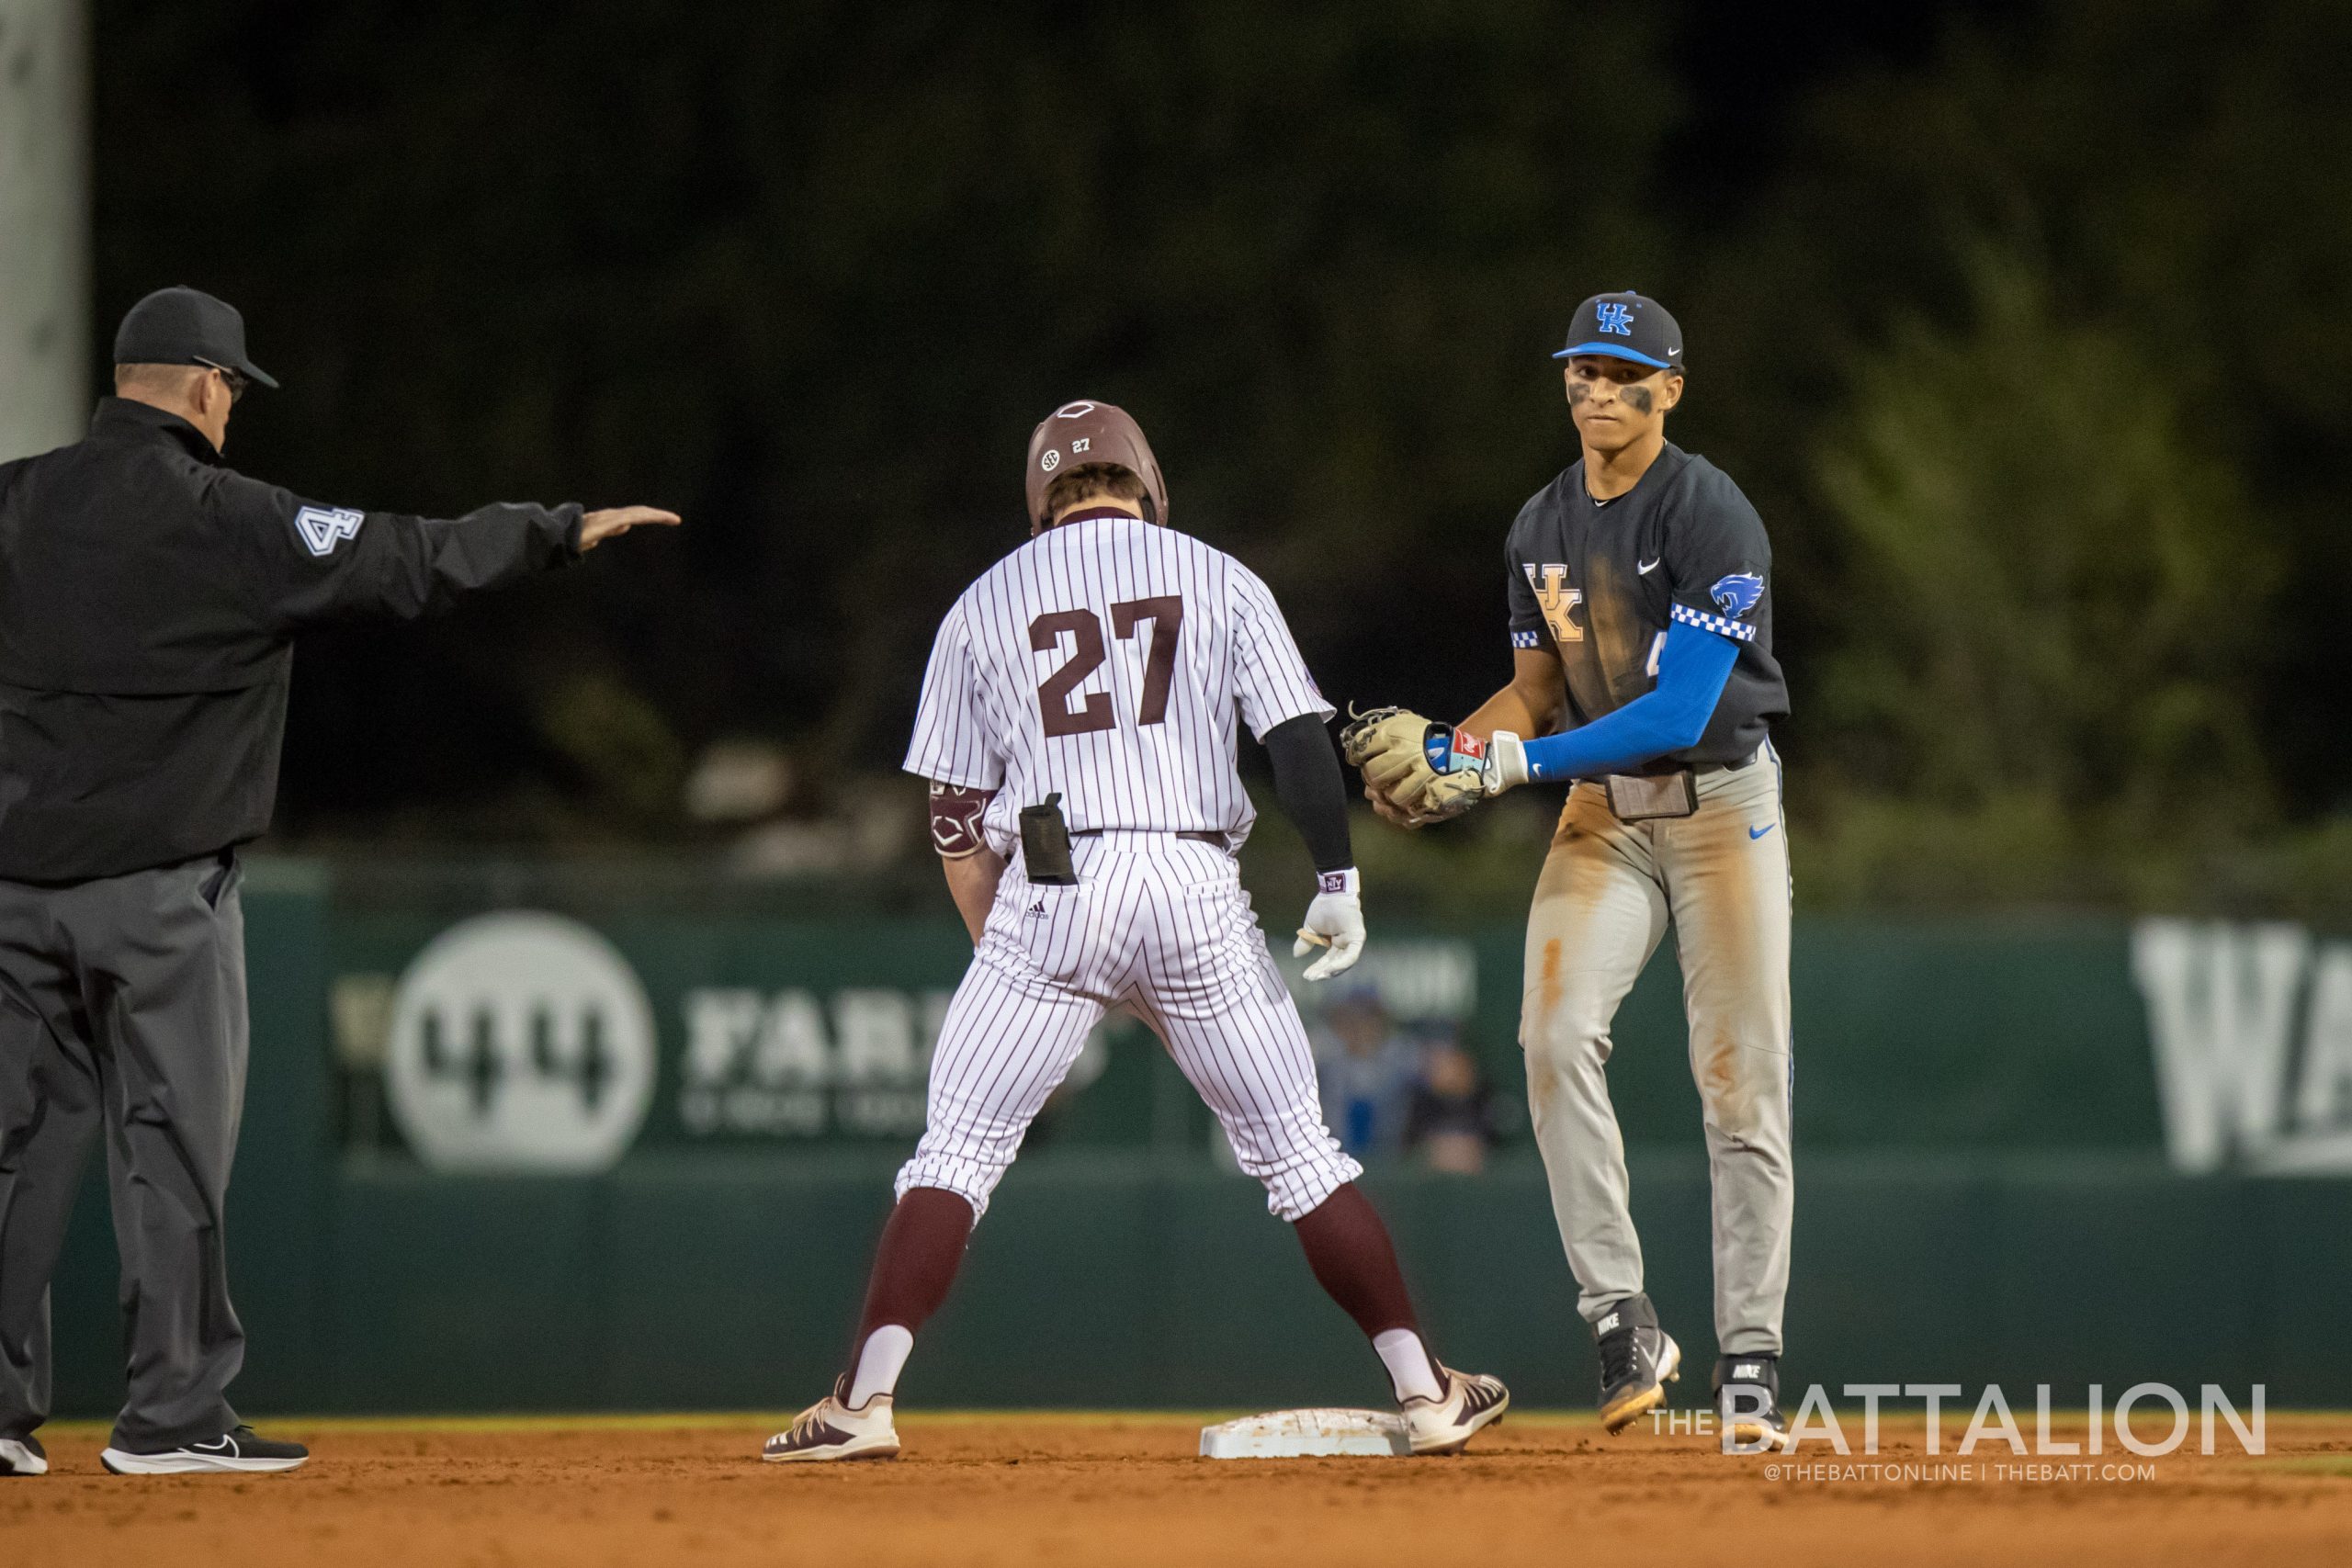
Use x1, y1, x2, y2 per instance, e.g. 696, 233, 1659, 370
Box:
1554, 290, 1684, 371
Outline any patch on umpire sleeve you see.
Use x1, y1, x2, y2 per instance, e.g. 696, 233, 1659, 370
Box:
294, 505, 365, 557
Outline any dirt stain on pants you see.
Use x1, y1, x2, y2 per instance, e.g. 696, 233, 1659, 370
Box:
1516, 749, 1794, 1354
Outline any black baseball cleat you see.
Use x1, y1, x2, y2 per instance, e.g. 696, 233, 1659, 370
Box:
0, 1435, 47, 1476
1713, 1353, 1794, 1452
101, 1426, 309, 1475
1594, 1293, 1681, 1433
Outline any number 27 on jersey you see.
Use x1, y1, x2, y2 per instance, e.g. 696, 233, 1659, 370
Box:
1031, 597, 1184, 738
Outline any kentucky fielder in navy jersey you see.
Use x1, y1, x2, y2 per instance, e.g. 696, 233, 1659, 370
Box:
1344, 291, 1796, 1451
762, 400, 1507, 1463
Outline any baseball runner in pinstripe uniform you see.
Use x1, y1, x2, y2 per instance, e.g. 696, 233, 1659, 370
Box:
763, 400, 1507, 1461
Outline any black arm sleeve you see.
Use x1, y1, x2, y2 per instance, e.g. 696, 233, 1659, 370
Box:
1262, 712, 1354, 874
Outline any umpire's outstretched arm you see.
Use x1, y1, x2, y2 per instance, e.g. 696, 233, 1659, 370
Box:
218, 472, 678, 628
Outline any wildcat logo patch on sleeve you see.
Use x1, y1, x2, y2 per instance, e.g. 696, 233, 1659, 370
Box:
1709, 572, 1765, 619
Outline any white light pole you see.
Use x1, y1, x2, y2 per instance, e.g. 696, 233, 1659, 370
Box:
0, 0, 89, 462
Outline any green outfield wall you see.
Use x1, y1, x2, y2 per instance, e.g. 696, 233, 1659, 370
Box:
37, 861, 2352, 1417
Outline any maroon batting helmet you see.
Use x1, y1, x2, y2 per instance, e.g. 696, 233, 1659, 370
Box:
1024, 399, 1170, 532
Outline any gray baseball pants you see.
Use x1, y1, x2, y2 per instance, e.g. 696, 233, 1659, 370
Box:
1521, 747, 1794, 1354
0, 852, 249, 1448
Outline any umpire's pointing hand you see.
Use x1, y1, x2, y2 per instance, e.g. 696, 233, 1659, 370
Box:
579, 506, 682, 551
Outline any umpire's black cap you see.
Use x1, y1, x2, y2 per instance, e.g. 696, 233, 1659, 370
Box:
1553, 290, 1684, 376
113, 287, 279, 389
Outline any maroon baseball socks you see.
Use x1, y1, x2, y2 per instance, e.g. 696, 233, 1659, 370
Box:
1292, 1182, 1446, 1404
842, 1186, 976, 1408
840, 1180, 1446, 1409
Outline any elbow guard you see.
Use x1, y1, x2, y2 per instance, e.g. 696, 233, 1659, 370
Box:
928, 782, 997, 859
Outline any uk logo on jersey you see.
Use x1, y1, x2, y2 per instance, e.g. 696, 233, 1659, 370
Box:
1710, 572, 1765, 619
1524, 563, 1584, 643
294, 505, 364, 558
1596, 301, 1635, 336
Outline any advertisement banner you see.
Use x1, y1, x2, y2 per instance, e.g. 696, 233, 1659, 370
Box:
337, 903, 1481, 1172
327, 884, 2251, 1175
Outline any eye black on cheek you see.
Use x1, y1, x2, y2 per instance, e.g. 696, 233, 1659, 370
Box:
1566, 381, 1590, 405
1620, 385, 1653, 414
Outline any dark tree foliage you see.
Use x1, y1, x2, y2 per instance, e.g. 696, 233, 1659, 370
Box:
88, 0, 2349, 897
1692, 0, 2352, 809
94, 0, 1676, 840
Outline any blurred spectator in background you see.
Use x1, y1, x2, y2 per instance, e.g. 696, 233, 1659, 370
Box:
1313, 987, 1420, 1158
1405, 1028, 1500, 1176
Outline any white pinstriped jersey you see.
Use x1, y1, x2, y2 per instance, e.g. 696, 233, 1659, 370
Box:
903, 514, 1333, 845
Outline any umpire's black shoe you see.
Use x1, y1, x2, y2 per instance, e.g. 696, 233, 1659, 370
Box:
1594, 1293, 1681, 1433
102, 1426, 309, 1475
1713, 1353, 1794, 1452
0, 1434, 47, 1476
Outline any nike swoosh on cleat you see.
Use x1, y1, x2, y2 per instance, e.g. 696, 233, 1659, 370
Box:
1748, 824, 1775, 840
192, 1438, 234, 1452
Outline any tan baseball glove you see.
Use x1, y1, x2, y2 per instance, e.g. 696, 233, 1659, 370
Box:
1340, 705, 1484, 827
1340, 704, 1431, 785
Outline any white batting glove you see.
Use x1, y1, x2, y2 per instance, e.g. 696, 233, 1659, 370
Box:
1293, 868, 1366, 982
1413, 726, 1531, 816
1477, 730, 1531, 796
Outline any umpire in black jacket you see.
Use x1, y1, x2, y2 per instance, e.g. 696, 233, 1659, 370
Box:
0, 287, 677, 1476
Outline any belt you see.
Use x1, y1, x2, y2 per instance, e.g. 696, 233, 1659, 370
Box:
1623, 749, 1760, 780
1072, 828, 1227, 845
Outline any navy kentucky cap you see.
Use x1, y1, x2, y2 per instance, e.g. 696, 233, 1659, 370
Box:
1552, 290, 1684, 374
113, 287, 279, 389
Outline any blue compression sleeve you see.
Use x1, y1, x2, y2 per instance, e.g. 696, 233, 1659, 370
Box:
1519, 619, 1740, 783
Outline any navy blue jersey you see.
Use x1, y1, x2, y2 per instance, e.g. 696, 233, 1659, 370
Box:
1503, 444, 1787, 767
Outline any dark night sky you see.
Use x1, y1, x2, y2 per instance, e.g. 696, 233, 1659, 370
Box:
1661, 2, 2013, 202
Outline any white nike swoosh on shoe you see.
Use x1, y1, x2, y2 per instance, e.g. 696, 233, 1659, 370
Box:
193, 1438, 234, 1452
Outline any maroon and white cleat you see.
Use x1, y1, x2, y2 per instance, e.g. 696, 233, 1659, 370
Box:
1401, 1366, 1510, 1455
762, 1376, 901, 1463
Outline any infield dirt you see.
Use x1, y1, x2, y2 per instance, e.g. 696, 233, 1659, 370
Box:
7, 1411, 2351, 1567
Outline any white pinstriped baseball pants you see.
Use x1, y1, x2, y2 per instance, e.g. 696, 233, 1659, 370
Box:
898, 832, 1363, 1222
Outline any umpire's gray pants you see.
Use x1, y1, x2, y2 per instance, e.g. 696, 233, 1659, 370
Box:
0, 853, 248, 1447
1521, 749, 1793, 1355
